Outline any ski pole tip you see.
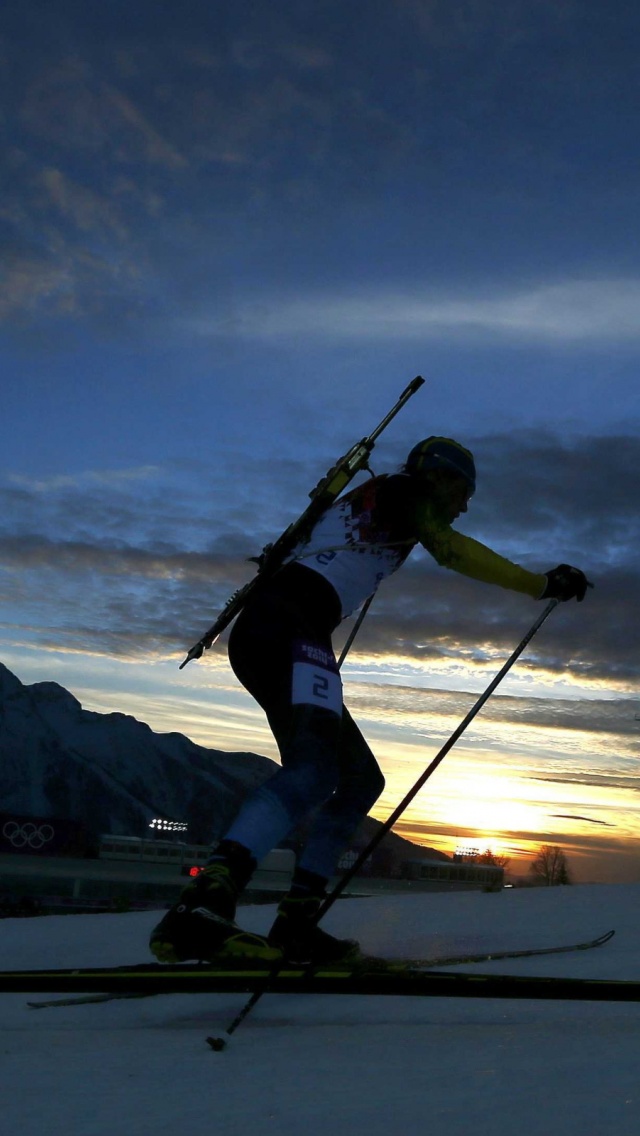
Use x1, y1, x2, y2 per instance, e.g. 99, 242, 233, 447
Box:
206, 1036, 227, 1051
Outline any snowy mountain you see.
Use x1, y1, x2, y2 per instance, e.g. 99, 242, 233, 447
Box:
0, 662, 277, 845
0, 662, 445, 867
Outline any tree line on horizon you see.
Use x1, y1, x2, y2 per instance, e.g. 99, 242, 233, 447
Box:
464, 844, 572, 886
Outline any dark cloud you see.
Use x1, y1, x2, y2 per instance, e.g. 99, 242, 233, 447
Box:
467, 431, 640, 552
550, 814, 615, 826
1, 428, 640, 681
0, 1, 414, 338
345, 429, 640, 684
351, 570, 640, 685
4, 0, 640, 344
345, 682, 640, 746
534, 775, 640, 794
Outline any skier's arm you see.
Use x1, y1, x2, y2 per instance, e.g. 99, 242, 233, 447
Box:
419, 522, 546, 598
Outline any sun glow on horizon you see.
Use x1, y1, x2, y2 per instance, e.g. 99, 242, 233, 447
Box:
5, 647, 640, 884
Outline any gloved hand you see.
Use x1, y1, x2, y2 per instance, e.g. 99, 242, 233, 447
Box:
540, 564, 591, 602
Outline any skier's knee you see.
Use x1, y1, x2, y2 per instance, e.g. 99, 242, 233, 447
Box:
358, 765, 385, 813
370, 765, 385, 805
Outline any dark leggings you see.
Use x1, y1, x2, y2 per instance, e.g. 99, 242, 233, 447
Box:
223, 589, 385, 879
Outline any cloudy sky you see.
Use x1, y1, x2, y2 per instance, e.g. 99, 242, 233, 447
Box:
2, 0, 640, 882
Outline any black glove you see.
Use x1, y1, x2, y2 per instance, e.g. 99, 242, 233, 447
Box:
540, 564, 591, 603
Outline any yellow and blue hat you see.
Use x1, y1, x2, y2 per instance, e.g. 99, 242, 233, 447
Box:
406, 437, 476, 492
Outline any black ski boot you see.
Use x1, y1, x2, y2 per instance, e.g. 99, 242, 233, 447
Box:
149, 840, 281, 964
267, 868, 361, 966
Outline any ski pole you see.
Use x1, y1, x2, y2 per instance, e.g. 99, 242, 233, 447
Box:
337, 593, 375, 668
316, 597, 560, 917
207, 597, 559, 1049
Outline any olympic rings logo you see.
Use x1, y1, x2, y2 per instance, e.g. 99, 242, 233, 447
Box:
2, 821, 55, 850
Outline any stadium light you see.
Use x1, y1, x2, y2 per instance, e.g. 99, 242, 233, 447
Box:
149, 819, 188, 833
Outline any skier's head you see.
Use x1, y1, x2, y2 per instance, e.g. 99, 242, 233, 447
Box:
405, 437, 476, 492
404, 437, 476, 523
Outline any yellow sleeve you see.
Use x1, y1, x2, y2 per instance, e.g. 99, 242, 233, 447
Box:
419, 519, 546, 599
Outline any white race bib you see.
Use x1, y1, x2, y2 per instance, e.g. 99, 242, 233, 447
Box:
291, 641, 342, 716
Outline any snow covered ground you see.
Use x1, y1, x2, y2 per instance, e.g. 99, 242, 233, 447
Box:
1, 883, 639, 1136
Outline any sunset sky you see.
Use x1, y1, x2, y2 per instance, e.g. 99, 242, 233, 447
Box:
2, 1, 640, 882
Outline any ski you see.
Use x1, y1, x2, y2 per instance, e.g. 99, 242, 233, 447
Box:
5, 966, 640, 1004
27, 991, 155, 1009
402, 927, 615, 969
24, 929, 615, 1009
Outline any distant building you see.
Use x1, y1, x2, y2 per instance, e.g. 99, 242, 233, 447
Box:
400, 858, 504, 892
